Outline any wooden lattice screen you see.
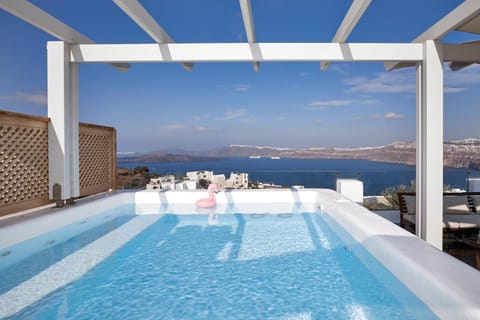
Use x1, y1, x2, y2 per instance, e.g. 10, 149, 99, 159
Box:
0, 111, 50, 216
79, 123, 116, 197
0, 110, 116, 217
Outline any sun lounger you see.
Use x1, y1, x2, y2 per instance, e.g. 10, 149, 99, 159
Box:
398, 192, 479, 233
472, 195, 480, 213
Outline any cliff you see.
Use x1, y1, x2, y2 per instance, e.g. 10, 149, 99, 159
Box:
206, 139, 480, 169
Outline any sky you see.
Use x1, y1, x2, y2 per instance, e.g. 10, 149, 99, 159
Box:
1, 0, 480, 152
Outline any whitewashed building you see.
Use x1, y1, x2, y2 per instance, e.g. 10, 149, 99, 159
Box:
226, 172, 249, 189
146, 175, 175, 190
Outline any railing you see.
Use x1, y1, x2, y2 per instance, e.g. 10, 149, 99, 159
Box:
0, 111, 50, 216
0, 110, 116, 217
79, 123, 116, 197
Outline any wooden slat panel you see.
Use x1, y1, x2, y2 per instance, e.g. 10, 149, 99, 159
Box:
79, 123, 116, 197
0, 111, 51, 216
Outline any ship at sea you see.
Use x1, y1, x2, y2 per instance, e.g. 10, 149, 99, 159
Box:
270, 156, 281, 160
249, 156, 261, 159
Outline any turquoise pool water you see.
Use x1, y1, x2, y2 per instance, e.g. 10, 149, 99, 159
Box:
0, 210, 437, 319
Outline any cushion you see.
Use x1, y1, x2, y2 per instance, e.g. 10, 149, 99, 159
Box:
443, 196, 472, 215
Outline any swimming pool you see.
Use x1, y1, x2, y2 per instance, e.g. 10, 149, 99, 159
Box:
0, 189, 479, 319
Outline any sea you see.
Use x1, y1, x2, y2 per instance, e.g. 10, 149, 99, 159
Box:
118, 158, 480, 196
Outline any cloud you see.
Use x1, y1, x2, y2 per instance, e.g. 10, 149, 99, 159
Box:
370, 112, 405, 120
232, 84, 252, 92
444, 64, 480, 92
216, 108, 248, 121
161, 124, 187, 130
384, 112, 405, 120
0, 92, 47, 106
444, 87, 467, 93
345, 71, 415, 93
308, 100, 354, 107
304, 98, 378, 110
329, 64, 349, 75
192, 126, 219, 133
345, 64, 480, 94
299, 72, 310, 77
192, 114, 210, 121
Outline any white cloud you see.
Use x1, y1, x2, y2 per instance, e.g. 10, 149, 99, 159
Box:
305, 98, 378, 110
299, 72, 310, 77
161, 124, 187, 130
345, 64, 480, 94
192, 126, 219, 133
192, 114, 210, 121
216, 108, 248, 121
232, 84, 252, 92
369, 112, 405, 120
0, 92, 47, 106
309, 100, 354, 107
444, 64, 480, 91
345, 71, 415, 93
384, 112, 405, 120
329, 64, 349, 75
444, 87, 467, 93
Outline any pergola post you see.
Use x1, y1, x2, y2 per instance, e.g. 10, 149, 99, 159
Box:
416, 40, 444, 249
47, 41, 79, 201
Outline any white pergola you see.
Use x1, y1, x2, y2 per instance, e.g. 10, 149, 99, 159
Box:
2, 0, 480, 249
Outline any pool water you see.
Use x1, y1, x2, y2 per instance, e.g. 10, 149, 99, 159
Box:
0, 211, 437, 319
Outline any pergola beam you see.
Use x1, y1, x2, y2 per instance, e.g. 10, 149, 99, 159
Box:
321, 0, 371, 71
70, 43, 423, 63
112, 0, 193, 72
239, 0, 259, 72
443, 41, 480, 70
0, 0, 92, 44
385, 0, 480, 71
0, 0, 130, 72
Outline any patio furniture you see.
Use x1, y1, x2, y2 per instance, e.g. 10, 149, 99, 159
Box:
398, 192, 479, 234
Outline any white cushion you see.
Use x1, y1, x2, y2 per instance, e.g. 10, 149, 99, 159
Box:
443, 196, 471, 214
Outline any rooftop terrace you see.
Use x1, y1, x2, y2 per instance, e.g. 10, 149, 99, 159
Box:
2, 0, 480, 249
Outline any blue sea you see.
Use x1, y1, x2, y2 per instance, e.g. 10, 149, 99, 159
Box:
118, 158, 480, 195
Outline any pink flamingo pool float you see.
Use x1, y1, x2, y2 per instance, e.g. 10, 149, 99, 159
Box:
195, 184, 219, 208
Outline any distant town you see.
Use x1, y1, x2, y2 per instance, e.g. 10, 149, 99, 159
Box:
146, 170, 283, 191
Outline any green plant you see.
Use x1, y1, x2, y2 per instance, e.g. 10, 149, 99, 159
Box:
381, 180, 416, 209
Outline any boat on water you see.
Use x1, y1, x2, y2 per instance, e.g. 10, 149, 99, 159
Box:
249, 156, 261, 159
270, 156, 281, 160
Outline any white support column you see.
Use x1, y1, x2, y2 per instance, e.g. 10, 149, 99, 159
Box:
415, 62, 423, 238
47, 41, 80, 200
416, 40, 444, 249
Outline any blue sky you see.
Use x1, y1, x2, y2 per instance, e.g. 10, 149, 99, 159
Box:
1, 0, 480, 152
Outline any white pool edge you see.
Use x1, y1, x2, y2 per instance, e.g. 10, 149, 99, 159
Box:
1, 188, 479, 319
317, 189, 480, 320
